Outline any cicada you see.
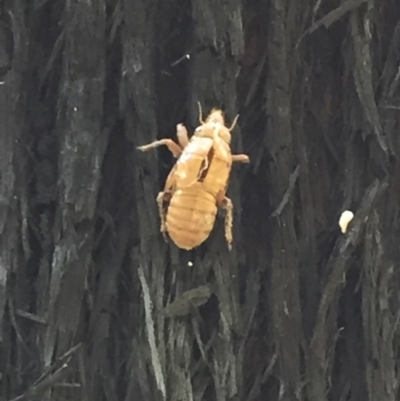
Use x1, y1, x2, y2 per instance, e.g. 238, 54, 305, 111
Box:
137, 103, 249, 250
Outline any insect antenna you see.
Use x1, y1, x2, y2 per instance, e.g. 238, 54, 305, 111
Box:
228, 114, 240, 131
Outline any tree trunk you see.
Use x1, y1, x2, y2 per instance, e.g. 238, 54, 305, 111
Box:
1, 1, 400, 401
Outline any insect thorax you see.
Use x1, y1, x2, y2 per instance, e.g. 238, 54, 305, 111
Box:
194, 122, 232, 145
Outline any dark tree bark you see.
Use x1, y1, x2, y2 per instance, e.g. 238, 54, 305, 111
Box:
1, 0, 400, 401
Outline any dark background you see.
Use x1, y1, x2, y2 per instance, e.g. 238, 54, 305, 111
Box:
1, 0, 400, 400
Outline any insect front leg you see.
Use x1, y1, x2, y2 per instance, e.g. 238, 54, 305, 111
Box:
176, 124, 190, 148
232, 154, 250, 163
137, 139, 183, 158
218, 195, 234, 250
197, 101, 206, 124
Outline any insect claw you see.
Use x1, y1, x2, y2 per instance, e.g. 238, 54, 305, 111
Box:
232, 154, 250, 163
162, 231, 169, 242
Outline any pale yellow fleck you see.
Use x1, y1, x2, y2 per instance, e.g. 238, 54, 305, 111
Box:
339, 210, 354, 233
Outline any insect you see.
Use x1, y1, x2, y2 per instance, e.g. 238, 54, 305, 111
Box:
137, 103, 249, 250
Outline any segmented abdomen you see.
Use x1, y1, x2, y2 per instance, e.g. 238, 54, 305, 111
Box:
166, 185, 217, 250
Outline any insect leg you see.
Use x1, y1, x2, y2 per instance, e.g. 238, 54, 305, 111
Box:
232, 154, 250, 163
156, 191, 169, 241
137, 139, 182, 158
176, 124, 189, 148
212, 124, 222, 141
197, 101, 205, 124
220, 196, 233, 250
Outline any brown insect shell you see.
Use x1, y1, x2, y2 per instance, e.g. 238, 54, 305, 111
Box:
165, 183, 218, 250
162, 108, 235, 250
160, 127, 218, 250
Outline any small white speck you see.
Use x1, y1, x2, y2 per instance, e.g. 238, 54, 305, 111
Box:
185, 54, 190, 59
195, 126, 202, 132
339, 210, 354, 234
74, 107, 77, 111
188, 261, 193, 267
284, 301, 289, 316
